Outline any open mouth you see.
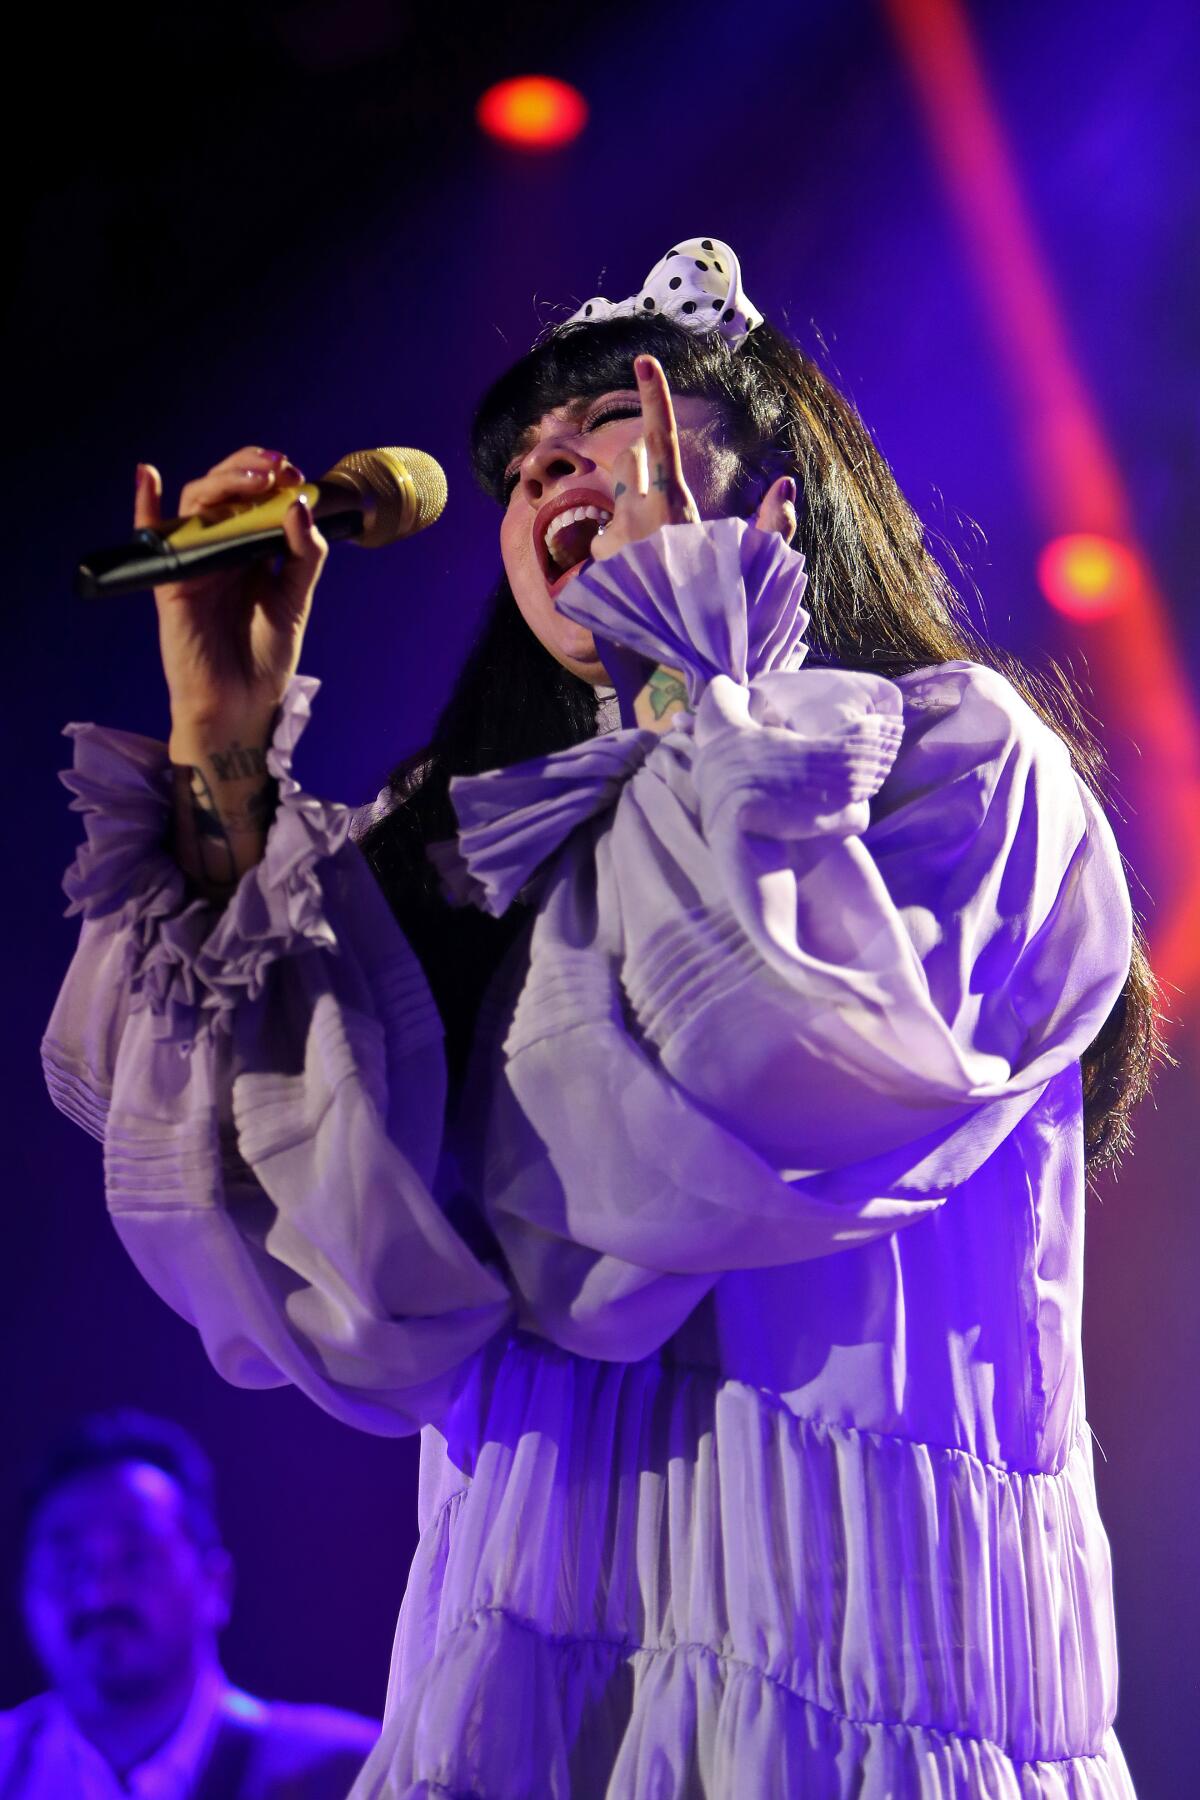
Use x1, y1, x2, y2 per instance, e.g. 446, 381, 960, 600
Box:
535, 490, 613, 594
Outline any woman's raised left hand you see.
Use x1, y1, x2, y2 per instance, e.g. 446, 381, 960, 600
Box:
590, 354, 798, 567
589, 354, 798, 732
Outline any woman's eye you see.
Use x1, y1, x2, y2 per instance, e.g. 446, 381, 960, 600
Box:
501, 403, 640, 497
586, 405, 641, 431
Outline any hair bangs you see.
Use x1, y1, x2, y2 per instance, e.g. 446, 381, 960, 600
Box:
470, 316, 746, 502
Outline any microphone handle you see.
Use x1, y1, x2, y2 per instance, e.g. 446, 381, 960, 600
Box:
76, 480, 363, 599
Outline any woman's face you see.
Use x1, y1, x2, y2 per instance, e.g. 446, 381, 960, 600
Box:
499, 385, 744, 685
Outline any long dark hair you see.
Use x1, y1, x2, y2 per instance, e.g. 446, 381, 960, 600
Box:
361, 315, 1160, 1166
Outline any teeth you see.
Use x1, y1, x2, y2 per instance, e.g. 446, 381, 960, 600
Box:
544, 504, 613, 568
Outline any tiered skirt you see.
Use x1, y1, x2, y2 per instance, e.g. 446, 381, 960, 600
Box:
354, 1338, 1135, 1798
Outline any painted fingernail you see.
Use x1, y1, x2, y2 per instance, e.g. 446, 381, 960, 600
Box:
264, 449, 284, 463
781, 477, 797, 503
635, 356, 655, 380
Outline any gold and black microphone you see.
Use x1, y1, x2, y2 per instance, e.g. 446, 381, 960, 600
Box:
76, 447, 448, 598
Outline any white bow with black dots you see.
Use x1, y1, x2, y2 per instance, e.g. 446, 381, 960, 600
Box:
565, 238, 764, 348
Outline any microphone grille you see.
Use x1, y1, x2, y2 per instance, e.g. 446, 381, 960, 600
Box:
324, 447, 448, 547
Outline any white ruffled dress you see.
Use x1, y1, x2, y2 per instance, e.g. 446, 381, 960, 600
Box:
43, 520, 1138, 1797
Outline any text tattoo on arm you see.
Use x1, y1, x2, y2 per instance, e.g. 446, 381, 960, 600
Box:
171, 743, 276, 897
208, 743, 269, 783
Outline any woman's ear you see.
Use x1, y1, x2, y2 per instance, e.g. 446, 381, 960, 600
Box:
752, 475, 800, 545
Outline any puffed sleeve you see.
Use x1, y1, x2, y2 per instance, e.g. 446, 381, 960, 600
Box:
469, 525, 1133, 1347
41, 677, 512, 1435
659, 657, 1133, 1177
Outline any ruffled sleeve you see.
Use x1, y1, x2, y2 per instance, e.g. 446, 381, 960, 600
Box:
42, 676, 512, 1434
54, 676, 353, 1052
559, 516, 813, 701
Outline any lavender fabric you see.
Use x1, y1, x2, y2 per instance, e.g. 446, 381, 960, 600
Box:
58, 676, 353, 1050
43, 519, 1138, 1797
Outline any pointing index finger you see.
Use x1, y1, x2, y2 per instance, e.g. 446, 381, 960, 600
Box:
635, 355, 684, 479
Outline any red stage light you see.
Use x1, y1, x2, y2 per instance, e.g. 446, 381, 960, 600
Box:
1036, 533, 1141, 621
476, 76, 588, 150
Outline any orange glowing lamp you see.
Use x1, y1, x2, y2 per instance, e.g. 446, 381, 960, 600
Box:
1036, 532, 1142, 622
476, 76, 588, 150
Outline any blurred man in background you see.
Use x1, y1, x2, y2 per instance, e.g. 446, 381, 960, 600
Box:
0, 1410, 378, 1798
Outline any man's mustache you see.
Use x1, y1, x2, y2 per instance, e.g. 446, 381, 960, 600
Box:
69, 1604, 145, 1641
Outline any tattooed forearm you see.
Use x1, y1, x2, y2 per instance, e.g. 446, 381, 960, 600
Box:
170, 746, 277, 900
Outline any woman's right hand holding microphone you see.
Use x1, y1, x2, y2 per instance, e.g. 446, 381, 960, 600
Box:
134, 447, 328, 897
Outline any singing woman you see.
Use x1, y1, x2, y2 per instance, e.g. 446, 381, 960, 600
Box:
44, 240, 1154, 1797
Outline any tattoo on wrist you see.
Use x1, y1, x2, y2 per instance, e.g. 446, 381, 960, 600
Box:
208, 742, 269, 782
646, 667, 690, 721
171, 757, 276, 895
652, 462, 672, 494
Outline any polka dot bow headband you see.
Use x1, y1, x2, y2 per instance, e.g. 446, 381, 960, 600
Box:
564, 237, 764, 349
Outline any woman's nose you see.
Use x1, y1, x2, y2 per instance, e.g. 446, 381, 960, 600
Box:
519, 434, 594, 503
